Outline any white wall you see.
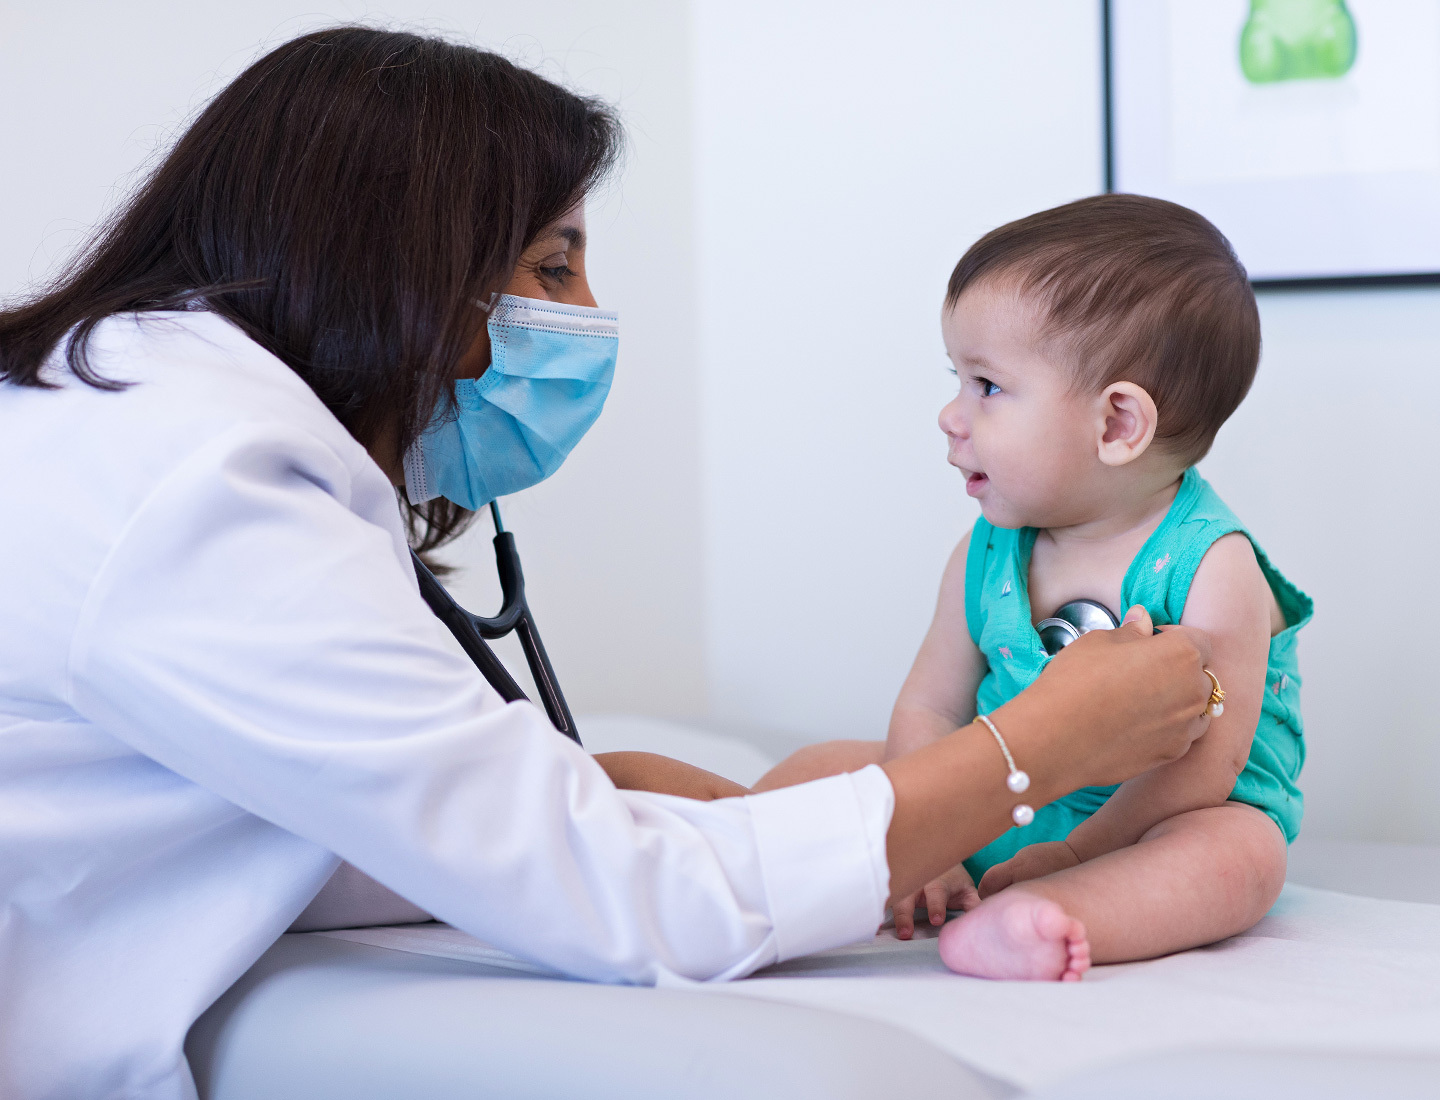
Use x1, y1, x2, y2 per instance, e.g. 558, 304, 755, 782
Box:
693, 0, 1102, 738
0, 0, 707, 720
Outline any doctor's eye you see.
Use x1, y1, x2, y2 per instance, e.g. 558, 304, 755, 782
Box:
534, 249, 576, 283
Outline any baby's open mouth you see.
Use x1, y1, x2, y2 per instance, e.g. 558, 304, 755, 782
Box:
965, 472, 989, 496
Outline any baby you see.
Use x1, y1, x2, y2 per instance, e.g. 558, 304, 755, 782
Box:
756, 193, 1311, 981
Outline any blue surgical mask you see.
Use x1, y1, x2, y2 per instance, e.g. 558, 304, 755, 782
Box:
404, 294, 619, 510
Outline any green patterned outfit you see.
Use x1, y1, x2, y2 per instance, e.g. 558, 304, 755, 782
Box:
962, 468, 1313, 881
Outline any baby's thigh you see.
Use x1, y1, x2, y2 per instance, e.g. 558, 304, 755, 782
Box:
1020, 803, 1288, 962
751, 739, 885, 792
1139, 802, 1288, 915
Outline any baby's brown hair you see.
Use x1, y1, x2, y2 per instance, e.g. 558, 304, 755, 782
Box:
946, 194, 1259, 466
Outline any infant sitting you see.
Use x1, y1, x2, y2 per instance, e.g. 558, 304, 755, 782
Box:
756, 194, 1310, 981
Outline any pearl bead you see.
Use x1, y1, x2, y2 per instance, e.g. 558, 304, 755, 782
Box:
1209, 701, 1225, 717
1006, 770, 1031, 794
1012, 803, 1035, 826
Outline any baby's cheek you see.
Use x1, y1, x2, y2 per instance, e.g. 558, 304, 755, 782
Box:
1002, 444, 1071, 515
1034, 423, 1095, 486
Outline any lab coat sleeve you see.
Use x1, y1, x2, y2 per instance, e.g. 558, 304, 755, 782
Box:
65, 424, 893, 982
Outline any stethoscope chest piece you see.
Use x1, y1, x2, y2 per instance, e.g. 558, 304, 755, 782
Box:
1036, 598, 1120, 656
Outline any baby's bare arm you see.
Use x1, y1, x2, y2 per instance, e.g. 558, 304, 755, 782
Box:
594, 752, 751, 799
884, 529, 988, 761
1063, 534, 1273, 860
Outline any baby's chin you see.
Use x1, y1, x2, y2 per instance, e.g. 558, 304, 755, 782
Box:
966, 470, 1076, 529
976, 493, 1071, 532
976, 500, 1040, 530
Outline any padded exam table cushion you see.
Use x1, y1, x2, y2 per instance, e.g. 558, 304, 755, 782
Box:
190, 881, 1440, 1099
186, 933, 1000, 1100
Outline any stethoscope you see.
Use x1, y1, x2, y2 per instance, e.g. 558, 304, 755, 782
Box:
410, 507, 1120, 747
409, 501, 582, 746
1036, 599, 1119, 655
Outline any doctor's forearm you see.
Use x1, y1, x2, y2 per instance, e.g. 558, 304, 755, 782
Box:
883, 693, 1069, 898
884, 619, 1215, 898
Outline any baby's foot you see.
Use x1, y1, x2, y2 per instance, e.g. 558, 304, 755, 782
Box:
937, 890, 1090, 981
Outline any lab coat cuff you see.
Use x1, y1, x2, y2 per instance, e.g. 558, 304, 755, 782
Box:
745, 764, 894, 963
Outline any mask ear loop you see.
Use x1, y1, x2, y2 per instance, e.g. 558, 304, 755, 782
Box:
474, 292, 499, 313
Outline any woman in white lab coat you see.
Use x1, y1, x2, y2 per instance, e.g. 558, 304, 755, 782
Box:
0, 27, 1214, 1100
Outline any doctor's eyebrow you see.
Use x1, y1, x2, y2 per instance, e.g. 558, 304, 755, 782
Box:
543, 225, 585, 250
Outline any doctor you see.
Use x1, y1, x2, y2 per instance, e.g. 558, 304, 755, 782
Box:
0, 26, 1215, 1100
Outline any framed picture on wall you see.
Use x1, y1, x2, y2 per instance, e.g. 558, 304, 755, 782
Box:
1105, 0, 1440, 287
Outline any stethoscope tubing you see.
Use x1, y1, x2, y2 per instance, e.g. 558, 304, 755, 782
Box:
409, 502, 581, 744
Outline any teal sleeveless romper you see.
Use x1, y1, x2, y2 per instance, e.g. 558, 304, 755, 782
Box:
962, 467, 1313, 881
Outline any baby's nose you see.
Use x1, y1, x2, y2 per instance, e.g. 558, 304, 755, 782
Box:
938, 396, 968, 438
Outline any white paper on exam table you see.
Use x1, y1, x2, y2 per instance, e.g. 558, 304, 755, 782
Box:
316, 884, 1440, 1092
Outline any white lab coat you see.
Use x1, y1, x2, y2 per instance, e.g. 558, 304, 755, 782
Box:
0, 313, 893, 1100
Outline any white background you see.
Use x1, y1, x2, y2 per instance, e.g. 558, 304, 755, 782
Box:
3, 1, 1439, 843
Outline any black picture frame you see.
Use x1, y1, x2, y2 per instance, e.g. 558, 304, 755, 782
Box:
1101, 0, 1440, 290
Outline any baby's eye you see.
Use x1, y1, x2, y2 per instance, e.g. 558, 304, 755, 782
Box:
977, 377, 1001, 398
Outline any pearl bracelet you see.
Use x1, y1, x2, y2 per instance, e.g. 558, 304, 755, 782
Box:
975, 713, 1035, 826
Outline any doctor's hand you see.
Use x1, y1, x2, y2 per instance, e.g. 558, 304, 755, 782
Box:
883, 607, 1212, 903
1022, 604, 1216, 789
593, 751, 751, 801
890, 861, 980, 939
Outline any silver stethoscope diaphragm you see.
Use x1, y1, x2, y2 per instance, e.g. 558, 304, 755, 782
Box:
1036, 598, 1120, 656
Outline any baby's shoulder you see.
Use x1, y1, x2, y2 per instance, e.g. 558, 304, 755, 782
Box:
1184, 531, 1287, 637
1123, 472, 1246, 619
1147, 474, 1311, 638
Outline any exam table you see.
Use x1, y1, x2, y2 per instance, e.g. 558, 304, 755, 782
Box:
186, 718, 1440, 1099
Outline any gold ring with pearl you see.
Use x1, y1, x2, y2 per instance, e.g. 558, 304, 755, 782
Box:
1202, 669, 1226, 718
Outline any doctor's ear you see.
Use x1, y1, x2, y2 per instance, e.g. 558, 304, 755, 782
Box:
1095, 381, 1158, 467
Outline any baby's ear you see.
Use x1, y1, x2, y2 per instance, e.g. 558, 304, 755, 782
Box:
1096, 382, 1158, 467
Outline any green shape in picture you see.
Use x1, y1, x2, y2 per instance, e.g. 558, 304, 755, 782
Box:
1239, 0, 1358, 83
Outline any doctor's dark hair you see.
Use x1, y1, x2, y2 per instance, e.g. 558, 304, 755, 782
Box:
0, 26, 620, 552
946, 194, 1259, 466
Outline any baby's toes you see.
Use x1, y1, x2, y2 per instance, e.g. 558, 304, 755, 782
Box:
1061, 921, 1091, 981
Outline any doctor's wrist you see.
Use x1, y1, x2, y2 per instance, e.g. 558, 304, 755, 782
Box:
981, 696, 1075, 811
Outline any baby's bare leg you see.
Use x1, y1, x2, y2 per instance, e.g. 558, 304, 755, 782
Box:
750, 739, 885, 792
939, 803, 1285, 978
963, 802, 1286, 969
